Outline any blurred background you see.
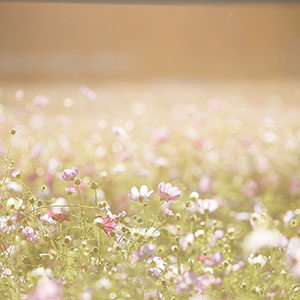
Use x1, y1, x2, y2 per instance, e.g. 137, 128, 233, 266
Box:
0, 1, 300, 82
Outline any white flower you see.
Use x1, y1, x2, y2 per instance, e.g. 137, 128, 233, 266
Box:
131, 227, 160, 238
147, 256, 166, 278
6, 197, 23, 210
128, 185, 154, 202
40, 213, 56, 225
179, 233, 194, 251
243, 228, 280, 254
0, 216, 18, 233
6, 181, 22, 193
196, 199, 219, 214
248, 254, 267, 267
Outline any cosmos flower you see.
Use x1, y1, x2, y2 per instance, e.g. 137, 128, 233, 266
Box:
248, 254, 267, 267
22, 226, 37, 242
30, 280, 62, 300
128, 185, 154, 202
94, 216, 116, 237
283, 210, 296, 226
158, 182, 181, 202
176, 272, 198, 294
0, 216, 18, 233
198, 252, 223, 267
147, 256, 166, 278
179, 233, 194, 251
133, 244, 157, 261
198, 176, 212, 193
131, 226, 160, 238
40, 213, 57, 225
287, 237, 300, 279
51, 197, 69, 215
197, 274, 222, 295
65, 187, 76, 195
243, 228, 280, 254
163, 208, 174, 216
196, 199, 219, 214
60, 167, 79, 181
11, 169, 21, 178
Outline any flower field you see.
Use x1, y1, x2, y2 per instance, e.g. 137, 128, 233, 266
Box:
1, 81, 300, 299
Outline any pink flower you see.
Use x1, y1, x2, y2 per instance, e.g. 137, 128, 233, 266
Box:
289, 176, 300, 195
243, 180, 258, 197
197, 274, 222, 295
65, 187, 76, 195
30, 280, 62, 300
60, 167, 79, 181
210, 229, 225, 245
94, 215, 116, 237
153, 126, 171, 144
22, 226, 36, 242
158, 182, 181, 202
163, 208, 174, 217
283, 210, 296, 226
134, 244, 157, 261
176, 272, 198, 294
287, 237, 300, 279
196, 199, 219, 214
79, 85, 97, 101
199, 176, 212, 193
128, 185, 154, 202
198, 252, 223, 267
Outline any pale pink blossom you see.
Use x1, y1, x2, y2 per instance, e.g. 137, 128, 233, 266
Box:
287, 237, 300, 279
283, 210, 296, 226
198, 176, 212, 193
197, 274, 222, 295
163, 208, 174, 217
30, 280, 62, 300
176, 272, 198, 294
60, 167, 79, 181
198, 252, 223, 267
289, 176, 300, 195
196, 199, 219, 214
79, 85, 97, 101
243, 180, 258, 197
158, 182, 181, 202
65, 187, 76, 195
133, 244, 157, 262
128, 185, 154, 202
22, 226, 36, 242
179, 233, 194, 250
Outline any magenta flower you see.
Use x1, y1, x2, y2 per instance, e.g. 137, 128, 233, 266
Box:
60, 167, 79, 181
158, 182, 181, 202
94, 215, 116, 237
